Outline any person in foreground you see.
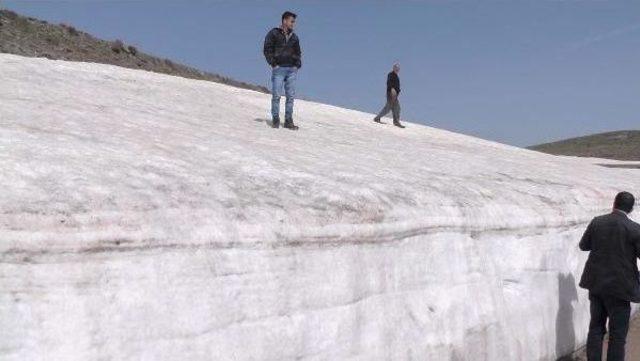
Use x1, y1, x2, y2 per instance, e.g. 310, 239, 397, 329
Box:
579, 191, 640, 361
374, 62, 405, 128
263, 11, 302, 130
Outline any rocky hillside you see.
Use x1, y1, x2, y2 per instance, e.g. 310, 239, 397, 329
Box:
529, 130, 640, 161
0, 9, 267, 93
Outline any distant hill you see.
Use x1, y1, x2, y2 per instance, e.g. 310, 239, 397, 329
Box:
0, 9, 268, 93
529, 130, 640, 161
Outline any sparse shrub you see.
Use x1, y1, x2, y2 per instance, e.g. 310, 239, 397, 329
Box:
164, 58, 175, 69
45, 35, 60, 46
65, 24, 79, 36
14, 16, 31, 31
127, 45, 138, 55
111, 39, 125, 53
0, 10, 19, 20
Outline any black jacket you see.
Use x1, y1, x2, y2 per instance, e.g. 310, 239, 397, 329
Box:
263, 28, 302, 69
579, 211, 640, 302
387, 71, 400, 96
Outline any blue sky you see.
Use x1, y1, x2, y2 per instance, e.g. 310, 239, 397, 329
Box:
4, 1, 639, 146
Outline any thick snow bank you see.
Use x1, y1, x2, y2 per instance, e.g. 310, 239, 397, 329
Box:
1, 54, 638, 360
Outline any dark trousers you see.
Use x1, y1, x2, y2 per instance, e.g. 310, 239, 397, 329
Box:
586, 292, 630, 361
375, 96, 401, 123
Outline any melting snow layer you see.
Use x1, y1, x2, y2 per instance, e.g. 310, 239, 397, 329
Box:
1, 54, 639, 360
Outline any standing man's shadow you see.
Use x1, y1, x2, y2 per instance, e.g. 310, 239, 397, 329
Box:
252, 118, 275, 127
556, 273, 579, 360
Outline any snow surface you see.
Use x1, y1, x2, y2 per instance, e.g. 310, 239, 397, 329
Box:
1, 53, 639, 360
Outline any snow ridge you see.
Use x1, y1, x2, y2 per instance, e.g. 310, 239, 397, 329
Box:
1, 54, 639, 360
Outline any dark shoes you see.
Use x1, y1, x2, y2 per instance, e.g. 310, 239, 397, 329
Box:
374, 117, 404, 128
272, 116, 298, 130
284, 118, 299, 130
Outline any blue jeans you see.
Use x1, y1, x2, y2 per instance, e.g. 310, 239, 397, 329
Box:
271, 66, 297, 120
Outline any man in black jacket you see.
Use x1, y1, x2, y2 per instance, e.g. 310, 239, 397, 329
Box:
579, 191, 640, 361
263, 11, 302, 130
374, 62, 405, 128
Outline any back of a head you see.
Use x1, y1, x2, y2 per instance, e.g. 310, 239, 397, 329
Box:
614, 191, 635, 213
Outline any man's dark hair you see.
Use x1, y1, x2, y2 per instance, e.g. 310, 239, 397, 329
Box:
282, 11, 297, 21
614, 191, 635, 213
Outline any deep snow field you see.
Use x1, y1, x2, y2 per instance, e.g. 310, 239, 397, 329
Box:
1, 53, 639, 360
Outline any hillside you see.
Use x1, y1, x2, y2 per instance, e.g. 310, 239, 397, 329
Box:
529, 130, 640, 161
0, 9, 267, 93
2, 53, 640, 361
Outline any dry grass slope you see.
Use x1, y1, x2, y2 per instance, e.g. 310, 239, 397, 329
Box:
0, 9, 268, 93
529, 130, 640, 161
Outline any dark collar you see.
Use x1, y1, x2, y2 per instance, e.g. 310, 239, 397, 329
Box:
279, 27, 292, 35
613, 209, 629, 218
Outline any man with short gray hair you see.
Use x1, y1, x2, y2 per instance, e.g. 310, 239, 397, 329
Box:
373, 62, 404, 128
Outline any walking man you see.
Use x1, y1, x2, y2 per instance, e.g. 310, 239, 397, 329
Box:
263, 11, 302, 130
579, 191, 640, 361
374, 62, 405, 128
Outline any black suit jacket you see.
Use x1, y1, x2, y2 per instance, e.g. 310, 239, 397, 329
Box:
579, 210, 640, 302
